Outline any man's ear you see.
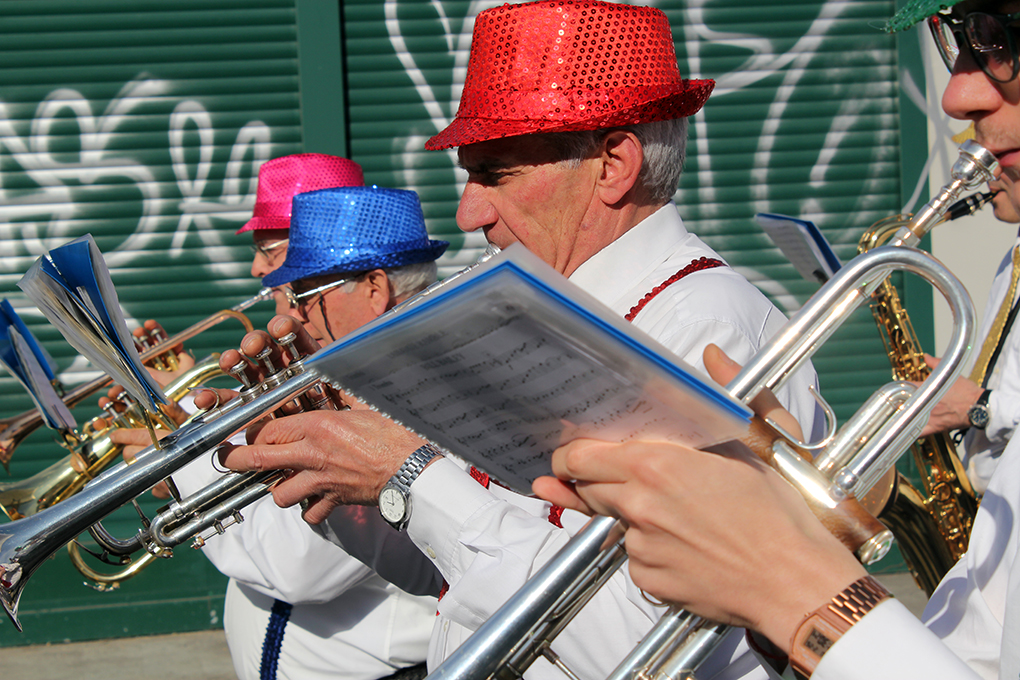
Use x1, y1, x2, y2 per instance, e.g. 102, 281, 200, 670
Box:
596, 130, 644, 206
361, 269, 393, 316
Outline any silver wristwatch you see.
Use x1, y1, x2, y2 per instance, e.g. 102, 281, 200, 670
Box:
378, 443, 442, 531
967, 389, 992, 430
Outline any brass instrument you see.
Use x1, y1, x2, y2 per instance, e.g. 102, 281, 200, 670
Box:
858, 209, 985, 596
0, 287, 274, 467
422, 141, 997, 680
0, 356, 224, 522
0, 246, 500, 630
0, 288, 272, 589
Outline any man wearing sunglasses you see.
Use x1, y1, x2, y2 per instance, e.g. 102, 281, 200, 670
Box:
906, 2, 1020, 496
108, 156, 441, 680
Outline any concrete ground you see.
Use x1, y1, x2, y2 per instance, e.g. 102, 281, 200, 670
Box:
3, 629, 236, 680
1, 572, 928, 680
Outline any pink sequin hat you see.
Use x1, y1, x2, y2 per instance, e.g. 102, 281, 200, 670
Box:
236, 153, 365, 234
425, 0, 715, 151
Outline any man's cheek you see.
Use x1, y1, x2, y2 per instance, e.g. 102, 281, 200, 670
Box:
997, 171, 1020, 223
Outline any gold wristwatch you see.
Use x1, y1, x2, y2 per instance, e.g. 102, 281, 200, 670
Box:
788, 575, 891, 679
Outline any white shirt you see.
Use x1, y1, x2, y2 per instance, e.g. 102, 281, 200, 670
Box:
964, 237, 1020, 492
814, 424, 1020, 679
320, 204, 822, 680
172, 422, 437, 680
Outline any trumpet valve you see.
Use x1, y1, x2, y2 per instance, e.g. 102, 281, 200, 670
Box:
192, 510, 245, 549
255, 346, 289, 390
277, 332, 302, 364
229, 360, 263, 404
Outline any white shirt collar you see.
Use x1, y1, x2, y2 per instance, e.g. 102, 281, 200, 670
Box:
569, 203, 694, 309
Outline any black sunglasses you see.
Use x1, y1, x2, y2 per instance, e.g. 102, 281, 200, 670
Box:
929, 11, 1020, 83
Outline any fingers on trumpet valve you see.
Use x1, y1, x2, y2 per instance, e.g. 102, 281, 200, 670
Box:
215, 322, 344, 421
133, 320, 178, 372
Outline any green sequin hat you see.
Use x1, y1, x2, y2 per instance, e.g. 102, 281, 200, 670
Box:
886, 0, 965, 32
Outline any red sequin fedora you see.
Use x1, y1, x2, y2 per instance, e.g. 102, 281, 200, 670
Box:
237, 153, 365, 234
426, 0, 715, 150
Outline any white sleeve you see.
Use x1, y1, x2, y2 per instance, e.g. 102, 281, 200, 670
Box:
812, 600, 980, 680
314, 504, 445, 598
169, 454, 381, 605
406, 458, 767, 680
986, 346, 1020, 443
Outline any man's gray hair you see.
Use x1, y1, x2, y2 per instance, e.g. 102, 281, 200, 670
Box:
542, 118, 689, 205
341, 261, 438, 300
386, 261, 438, 299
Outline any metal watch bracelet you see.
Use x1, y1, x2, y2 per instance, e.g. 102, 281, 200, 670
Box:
789, 575, 892, 679
391, 442, 443, 492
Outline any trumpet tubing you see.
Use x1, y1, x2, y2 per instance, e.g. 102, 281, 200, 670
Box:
0, 249, 501, 631
421, 141, 994, 680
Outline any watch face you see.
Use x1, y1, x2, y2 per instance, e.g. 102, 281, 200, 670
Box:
968, 404, 990, 429
379, 486, 407, 523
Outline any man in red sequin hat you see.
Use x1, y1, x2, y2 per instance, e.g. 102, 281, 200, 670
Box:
219, 3, 822, 677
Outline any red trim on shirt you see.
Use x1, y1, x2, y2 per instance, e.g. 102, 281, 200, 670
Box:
548, 504, 565, 528
625, 257, 726, 322
437, 579, 449, 607
469, 466, 491, 488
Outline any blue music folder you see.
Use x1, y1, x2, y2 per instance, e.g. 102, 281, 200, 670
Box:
0, 300, 76, 431
18, 234, 168, 413
309, 244, 751, 493
755, 213, 842, 284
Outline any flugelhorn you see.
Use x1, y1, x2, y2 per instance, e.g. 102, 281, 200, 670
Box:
0, 287, 274, 467
422, 141, 995, 680
0, 246, 500, 630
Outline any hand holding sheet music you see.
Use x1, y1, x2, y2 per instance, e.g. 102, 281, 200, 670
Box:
307, 245, 752, 492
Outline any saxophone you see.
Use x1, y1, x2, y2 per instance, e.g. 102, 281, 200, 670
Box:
858, 211, 984, 596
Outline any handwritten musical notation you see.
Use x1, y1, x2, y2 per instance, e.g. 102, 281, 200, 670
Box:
311, 245, 750, 493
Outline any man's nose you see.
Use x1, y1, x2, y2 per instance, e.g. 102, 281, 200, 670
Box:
942, 47, 1003, 122
456, 183, 498, 233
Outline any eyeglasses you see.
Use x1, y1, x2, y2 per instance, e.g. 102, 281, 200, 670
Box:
280, 276, 352, 310
249, 238, 289, 259
929, 11, 1020, 83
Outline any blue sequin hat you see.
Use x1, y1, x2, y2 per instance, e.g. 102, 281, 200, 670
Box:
263, 186, 449, 287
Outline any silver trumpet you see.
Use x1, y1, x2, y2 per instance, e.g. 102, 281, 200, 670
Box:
422, 142, 995, 680
0, 244, 500, 632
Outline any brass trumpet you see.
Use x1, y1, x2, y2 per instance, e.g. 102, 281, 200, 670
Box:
0, 287, 274, 467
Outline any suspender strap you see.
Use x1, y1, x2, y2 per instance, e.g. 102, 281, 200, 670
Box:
625, 257, 726, 322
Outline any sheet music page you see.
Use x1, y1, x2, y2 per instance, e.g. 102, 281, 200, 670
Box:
755, 213, 842, 284
18, 263, 114, 369
19, 234, 167, 411
11, 328, 76, 431
310, 246, 751, 492
0, 299, 59, 381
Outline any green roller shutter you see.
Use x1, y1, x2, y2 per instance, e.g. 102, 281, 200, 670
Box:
0, 0, 307, 645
